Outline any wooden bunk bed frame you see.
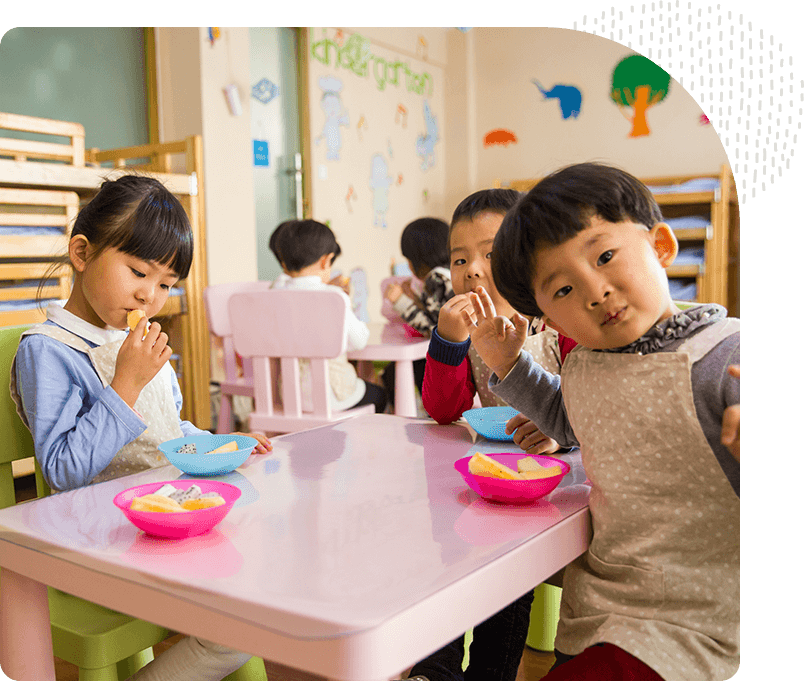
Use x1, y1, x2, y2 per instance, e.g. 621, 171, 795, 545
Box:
0, 112, 211, 436
495, 163, 739, 315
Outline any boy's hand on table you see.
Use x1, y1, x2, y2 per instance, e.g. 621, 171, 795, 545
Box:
506, 413, 561, 454
437, 294, 476, 342
464, 287, 527, 379
232, 432, 273, 454
720, 364, 740, 461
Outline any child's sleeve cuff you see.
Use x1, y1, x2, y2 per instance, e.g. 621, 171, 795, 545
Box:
428, 328, 471, 366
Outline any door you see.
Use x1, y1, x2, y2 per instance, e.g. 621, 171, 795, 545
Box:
249, 27, 304, 281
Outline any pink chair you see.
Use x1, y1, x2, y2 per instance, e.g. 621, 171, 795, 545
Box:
203, 281, 273, 433
228, 289, 375, 435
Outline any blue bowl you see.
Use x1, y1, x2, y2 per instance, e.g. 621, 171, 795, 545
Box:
158, 434, 258, 476
461, 406, 519, 441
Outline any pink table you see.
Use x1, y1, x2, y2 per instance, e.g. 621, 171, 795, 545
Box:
348, 323, 429, 417
0, 415, 590, 681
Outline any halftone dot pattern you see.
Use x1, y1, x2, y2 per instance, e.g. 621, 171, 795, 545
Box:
574, 1, 803, 204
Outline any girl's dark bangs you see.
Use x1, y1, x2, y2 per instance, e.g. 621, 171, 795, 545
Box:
113, 197, 194, 279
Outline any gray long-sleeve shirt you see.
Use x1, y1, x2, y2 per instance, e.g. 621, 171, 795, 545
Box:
490, 305, 740, 496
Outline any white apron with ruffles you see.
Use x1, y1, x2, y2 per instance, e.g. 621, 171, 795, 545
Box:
11, 324, 183, 484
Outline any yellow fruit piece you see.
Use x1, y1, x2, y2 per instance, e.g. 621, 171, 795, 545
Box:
206, 440, 238, 454
181, 496, 226, 510
130, 493, 188, 513
468, 452, 523, 479
517, 457, 562, 479
127, 309, 147, 331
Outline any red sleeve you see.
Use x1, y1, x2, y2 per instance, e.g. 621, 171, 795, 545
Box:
558, 334, 578, 363
422, 354, 477, 425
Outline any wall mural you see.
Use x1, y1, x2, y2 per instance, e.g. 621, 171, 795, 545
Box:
315, 75, 350, 160
531, 79, 582, 119
415, 100, 439, 171
483, 129, 518, 147
369, 153, 393, 228
610, 54, 671, 137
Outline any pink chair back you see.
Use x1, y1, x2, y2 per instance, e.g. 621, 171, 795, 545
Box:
203, 281, 274, 433
228, 289, 374, 434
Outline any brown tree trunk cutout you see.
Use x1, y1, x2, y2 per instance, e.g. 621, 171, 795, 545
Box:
629, 85, 653, 137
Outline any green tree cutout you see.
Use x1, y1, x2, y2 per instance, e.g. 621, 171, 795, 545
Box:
610, 54, 671, 137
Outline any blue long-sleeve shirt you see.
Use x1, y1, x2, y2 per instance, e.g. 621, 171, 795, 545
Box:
13, 305, 205, 491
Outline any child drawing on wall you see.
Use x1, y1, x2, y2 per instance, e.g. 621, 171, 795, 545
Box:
369, 153, 393, 229
416, 99, 439, 171
316, 75, 350, 161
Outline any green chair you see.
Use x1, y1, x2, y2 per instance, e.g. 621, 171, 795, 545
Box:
1, 324, 267, 681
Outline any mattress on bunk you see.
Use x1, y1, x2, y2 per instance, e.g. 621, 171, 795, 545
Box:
664, 215, 711, 231
0, 288, 184, 312
673, 246, 705, 266
647, 177, 720, 194
0, 226, 66, 236
668, 279, 697, 301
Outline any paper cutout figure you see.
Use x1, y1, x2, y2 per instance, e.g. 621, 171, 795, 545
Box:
349, 267, 369, 322
315, 75, 350, 160
346, 185, 357, 212
335, 29, 345, 47
423, 189, 429, 203
357, 115, 367, 140
416, 35, 428, 61
415, 100, 439, 171
456, 27, 472, 33
252, 78, 279, 104
395, 103, 408, 128
483, 129, 518, 147
369, 153, 393, 229
532, 80, 582, 119
610, 54, 671, 137
397, 173, 403, 185
700, 113, 711, 125
387, 138, 393, 158
208, 27, 220, 45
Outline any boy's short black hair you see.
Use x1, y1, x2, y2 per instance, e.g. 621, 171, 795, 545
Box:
450, 188, 522, 232
274, 219, 341, 272
400, 217, 450, 273
491, 162, 664, 317
269, 221, 291, 263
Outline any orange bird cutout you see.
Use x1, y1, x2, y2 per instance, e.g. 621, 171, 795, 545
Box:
483, 129, 518, 147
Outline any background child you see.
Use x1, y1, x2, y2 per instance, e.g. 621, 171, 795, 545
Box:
466, 162, 740, 680
382, 217, 453, 406
405, 190, 576, 681
272, 219, 388, 414
11, 175, 270, 681
422, 188, 577, 454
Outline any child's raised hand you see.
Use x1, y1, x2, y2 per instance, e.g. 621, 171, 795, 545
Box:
464, 286, 528, 379
506, 413, 561, 454
437, 293, 477, 343
721, 364, 740, 461
112, 320, 172, 409
232, 432, 273, 454
384, 283, 403, 303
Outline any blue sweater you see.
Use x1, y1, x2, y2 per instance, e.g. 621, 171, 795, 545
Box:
13, 306, 204, 491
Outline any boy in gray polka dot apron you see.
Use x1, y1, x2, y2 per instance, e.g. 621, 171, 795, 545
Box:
464, 163, 739, 681
11, 175, 271, 681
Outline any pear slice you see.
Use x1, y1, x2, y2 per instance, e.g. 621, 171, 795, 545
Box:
468, 452, 523, 479
517, 457, 562, 479
206, 440, 238, 455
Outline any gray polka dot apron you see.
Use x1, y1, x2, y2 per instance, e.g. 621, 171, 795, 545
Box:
469, 326, 562, 407
12, 324, 183, 484
556, 319, 740, 680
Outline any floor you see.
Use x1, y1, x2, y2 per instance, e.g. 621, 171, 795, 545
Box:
13, 476, 557, 681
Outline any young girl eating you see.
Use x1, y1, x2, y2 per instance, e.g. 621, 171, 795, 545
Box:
465, 162, 740, 680
11, 174, 270, 681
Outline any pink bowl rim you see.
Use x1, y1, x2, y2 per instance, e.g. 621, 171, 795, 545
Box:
454, 452, 570, 479
113, 479, 242, 515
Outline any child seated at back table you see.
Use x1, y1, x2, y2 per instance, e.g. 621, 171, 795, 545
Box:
403, 189, 577, 681
382, 217, 453, 404
11, 174, 271, 681
422, 188, 577, 453
272, 219, 388, 414
465, 162, 740, 680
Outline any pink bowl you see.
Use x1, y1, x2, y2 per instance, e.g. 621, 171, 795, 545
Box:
113, 480, 241, 539
454, 453, 570, 505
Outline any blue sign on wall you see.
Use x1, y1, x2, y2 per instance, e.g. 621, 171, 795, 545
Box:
253, 139, 270, 166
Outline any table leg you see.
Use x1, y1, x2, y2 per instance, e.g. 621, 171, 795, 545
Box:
0, 569, 55, 681
394, 359, 416, 418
